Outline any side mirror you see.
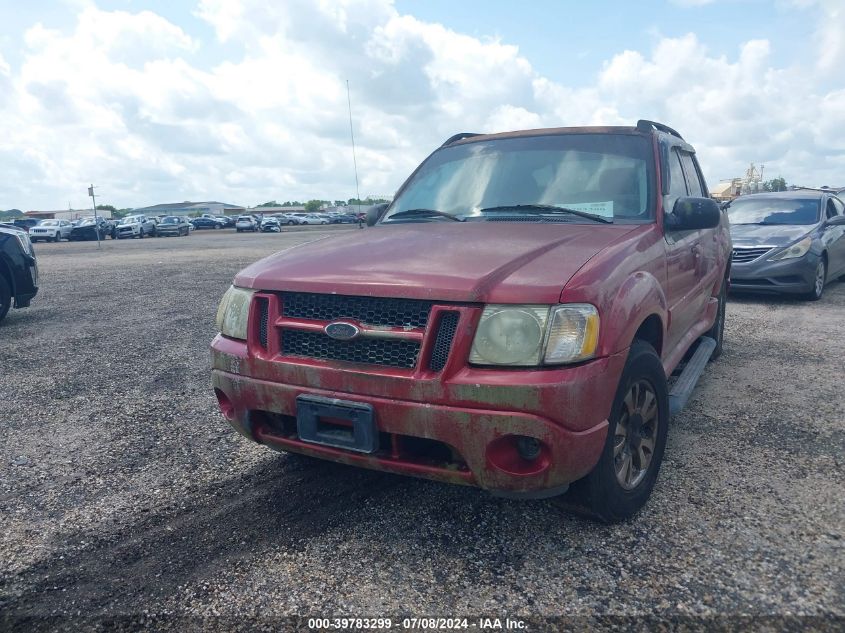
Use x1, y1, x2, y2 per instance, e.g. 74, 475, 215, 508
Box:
667, 196, 721, 230
366, 203, 389, 227
825, 215, 845, 226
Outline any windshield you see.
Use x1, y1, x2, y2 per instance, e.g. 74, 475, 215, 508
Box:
160, 216, 179, 224
728, 197, 820, 225
237, 216, 251, 221
121, 216, 139, 223
79, 218, 97, 226
39, 220, 59, 226
384, 133, 655, 223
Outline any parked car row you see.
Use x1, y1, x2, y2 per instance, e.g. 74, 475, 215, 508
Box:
10, 209, 364, 242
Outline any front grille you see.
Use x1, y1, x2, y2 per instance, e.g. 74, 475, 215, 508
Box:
257, 298, 269, 348
281, 329, 420, 368
282, 292, 433, 328
732, 278, 775, 286
429, 312, 460, 372
732, 247, 773, 263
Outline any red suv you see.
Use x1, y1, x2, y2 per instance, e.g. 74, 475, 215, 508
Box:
211, 120, 731, 521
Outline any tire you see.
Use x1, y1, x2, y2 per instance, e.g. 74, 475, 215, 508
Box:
806, 258, 826, 301
704, 280, 726, 360
0, 274, 11, 323
138, 229, 144, 239
287, 220, 295, 225
52, 234, 59, 243
560, 340, 669, 523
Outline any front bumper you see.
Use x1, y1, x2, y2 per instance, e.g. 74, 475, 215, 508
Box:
730, 252, 819, 294
211, 335, 626, 494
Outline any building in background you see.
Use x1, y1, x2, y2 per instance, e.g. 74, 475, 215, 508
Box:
24, 208, 111, 220
131, 201, 245, 217
710, 179, 742, 201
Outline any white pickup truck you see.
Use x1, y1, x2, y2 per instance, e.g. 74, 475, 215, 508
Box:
115, 215, 157, 239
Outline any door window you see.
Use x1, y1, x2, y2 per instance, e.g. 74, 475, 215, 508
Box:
826, 199, 838, 219
679, 153, 704, 197
664, 149, 688, 214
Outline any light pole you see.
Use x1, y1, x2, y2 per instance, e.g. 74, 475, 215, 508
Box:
88, 184, 101, 249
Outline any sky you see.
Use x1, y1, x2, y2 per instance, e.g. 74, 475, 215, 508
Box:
0, 0, 843, 211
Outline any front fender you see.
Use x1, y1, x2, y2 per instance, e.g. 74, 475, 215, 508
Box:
600, 271, 668, 358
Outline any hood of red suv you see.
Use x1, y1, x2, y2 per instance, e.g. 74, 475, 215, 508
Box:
235, 222, 637, 304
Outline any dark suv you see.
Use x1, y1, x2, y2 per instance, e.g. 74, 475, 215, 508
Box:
0, 225, 39, 323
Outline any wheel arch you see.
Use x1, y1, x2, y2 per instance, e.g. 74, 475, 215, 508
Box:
631, 314, 664, 358
0, 254, 15, 298
599, 271, 668, 359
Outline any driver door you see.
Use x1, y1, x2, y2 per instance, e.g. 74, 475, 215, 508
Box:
662, 148, 701, 353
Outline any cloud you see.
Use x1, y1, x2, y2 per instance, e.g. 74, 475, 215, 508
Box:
0, 0, 842, 210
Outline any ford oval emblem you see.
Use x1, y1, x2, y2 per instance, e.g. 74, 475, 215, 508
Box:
324, 321, 360, 341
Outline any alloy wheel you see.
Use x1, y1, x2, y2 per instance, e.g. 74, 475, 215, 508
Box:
814, 261, 825, 297
614, 379, 660, 490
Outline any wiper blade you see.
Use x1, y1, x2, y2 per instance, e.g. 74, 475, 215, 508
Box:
478, 204, 613, 224
387, 208, 463, 222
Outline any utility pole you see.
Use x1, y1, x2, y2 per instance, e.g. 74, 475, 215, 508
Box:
88, 184, 101, 249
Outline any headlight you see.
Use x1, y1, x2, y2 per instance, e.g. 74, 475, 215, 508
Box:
15, 232, 33, 256
543, 304, 600, 364
769, 236, 812, 261
0, 226, 33, 255
468, 303, 599, 366
215, 286, 255, 340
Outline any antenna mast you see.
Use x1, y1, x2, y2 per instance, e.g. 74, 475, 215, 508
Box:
346, 80, 362, 215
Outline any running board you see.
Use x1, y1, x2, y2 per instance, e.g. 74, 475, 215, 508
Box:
668, 337, 716, 416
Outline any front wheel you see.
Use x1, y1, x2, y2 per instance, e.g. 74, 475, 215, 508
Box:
561, 341, 669, 523
806, 259, 826, 301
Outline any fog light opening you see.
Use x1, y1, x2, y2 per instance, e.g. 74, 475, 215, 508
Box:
215, 388, 235, 420
516, 436, 542, 461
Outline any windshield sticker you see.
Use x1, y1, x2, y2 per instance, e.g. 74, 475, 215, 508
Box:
559, 201, 614, 217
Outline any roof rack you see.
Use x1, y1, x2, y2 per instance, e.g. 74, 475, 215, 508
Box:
441, 132, 481, 147
636, 119, 684, 140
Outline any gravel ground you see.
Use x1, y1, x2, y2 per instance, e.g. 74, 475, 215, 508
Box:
0, 229, 843, 631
